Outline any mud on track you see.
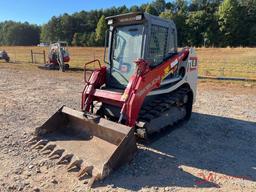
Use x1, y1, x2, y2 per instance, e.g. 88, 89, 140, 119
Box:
0, 64, 255, 192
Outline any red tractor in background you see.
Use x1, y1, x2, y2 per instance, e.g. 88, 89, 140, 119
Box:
38, 41, 70, 72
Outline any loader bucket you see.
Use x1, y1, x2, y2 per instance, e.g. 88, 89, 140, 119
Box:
28, 106, 137, 187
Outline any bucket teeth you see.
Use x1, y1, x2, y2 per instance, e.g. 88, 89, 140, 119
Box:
86, 176, 97, 189
26, 136, 39, 145
40, 143, 56, 153
31, 139, 48, 149
67, 158, 83, 170
77, 163, 94, 178
57, 153, 74, 164
48, 148, 65, 159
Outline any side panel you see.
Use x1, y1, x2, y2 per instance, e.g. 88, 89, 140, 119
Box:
186, 48, 198, 103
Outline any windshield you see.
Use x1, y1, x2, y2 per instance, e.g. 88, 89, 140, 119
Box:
110, 25, 143, 88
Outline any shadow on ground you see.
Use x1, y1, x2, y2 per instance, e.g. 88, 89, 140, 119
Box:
96, 112, 256, 190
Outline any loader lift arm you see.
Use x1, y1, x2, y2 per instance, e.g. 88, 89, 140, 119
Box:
81, 48, 190, 127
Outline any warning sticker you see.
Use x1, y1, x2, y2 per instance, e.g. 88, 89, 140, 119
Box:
170, 59, 178, 68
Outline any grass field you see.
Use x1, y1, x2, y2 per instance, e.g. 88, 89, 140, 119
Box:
196, 48, 256, 79
0, 46, 256, 79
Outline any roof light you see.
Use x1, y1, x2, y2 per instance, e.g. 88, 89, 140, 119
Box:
135, 15, 143, 21
108, 19, 113, 25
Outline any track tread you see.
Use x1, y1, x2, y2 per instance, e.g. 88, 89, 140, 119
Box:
136, 86, 191, 139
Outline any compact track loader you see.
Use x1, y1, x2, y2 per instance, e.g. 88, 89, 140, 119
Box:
38, 41, 70, 72
28, 12, 198, 188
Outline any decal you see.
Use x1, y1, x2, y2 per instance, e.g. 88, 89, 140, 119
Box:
121, 93, 128, 101
170, 59, 178, 68
137, 76, 161, 97
162, 65, 171, 80
188, 57, 198, 71
162, 59, 179, 80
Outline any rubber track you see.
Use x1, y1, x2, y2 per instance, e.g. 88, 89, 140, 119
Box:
136, 86, 191, 139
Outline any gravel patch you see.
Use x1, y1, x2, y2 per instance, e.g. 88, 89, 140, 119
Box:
0, 67, 255, 192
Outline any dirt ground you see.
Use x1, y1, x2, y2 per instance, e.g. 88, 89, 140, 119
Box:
0, 63, 255, 192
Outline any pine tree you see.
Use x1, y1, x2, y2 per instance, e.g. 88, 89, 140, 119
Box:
95, 15, 107, 46
218, 0, 241, 46
145, 4, 158, 16
152, 0, 166, 14
130, 5, 140, 12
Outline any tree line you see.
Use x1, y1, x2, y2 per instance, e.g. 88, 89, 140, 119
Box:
0, 0, 255, 47
0, 21, 40, 46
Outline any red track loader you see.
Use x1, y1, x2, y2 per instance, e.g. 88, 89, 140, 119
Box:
28, 12, 198, 188
38, 41, 70, 72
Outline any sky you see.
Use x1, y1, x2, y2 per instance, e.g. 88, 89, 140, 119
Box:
0, 0, 151, 25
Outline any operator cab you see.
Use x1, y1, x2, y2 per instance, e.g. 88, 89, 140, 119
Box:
105, 12, 178, 90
